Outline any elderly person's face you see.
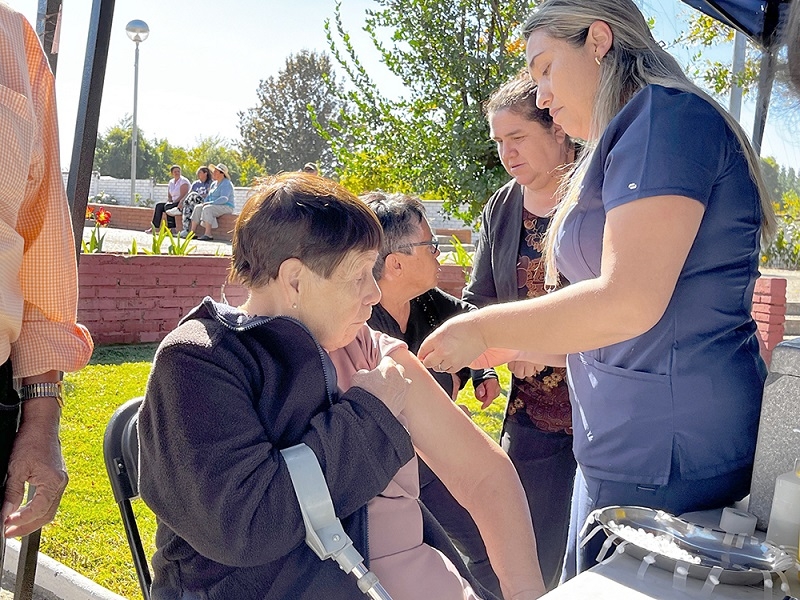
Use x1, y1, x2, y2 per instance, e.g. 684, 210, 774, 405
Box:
394, 220, 441, 295
526, 28, 602, 140
171, 167, 181, 179
296, 249, 381, 351
490, 108, 568, 187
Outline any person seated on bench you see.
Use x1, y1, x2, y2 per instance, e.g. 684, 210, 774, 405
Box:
186, 163, 234, 241
147, 165, 189, 234
137, 172, 545, 600
177, 166, 212, 237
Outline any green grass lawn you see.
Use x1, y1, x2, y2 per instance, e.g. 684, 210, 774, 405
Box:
41, 344, 509, 599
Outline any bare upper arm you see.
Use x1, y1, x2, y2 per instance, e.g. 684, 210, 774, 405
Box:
388, 347, 505, 495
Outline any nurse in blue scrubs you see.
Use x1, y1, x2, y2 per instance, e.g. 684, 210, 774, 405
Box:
419, 0, 775, 579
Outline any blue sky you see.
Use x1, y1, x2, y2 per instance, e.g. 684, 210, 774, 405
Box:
6, 0, 799, 174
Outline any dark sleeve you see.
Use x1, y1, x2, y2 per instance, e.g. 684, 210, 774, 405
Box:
137, 332, 414, 568
602, 86, 725, 212
462, 201, 499, 308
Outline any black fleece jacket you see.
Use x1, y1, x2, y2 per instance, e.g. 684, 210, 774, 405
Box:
138, 299, 415, 599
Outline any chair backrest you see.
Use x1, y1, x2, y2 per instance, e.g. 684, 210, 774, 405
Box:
103, 397, 151, 600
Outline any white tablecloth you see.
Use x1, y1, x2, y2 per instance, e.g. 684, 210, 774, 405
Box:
542, 552, 799, 600
541, 508, 799, 600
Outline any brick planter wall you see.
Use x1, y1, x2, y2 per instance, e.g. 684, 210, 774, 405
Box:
90, 204, 239, 241
78, 256, 787, 363
79, 254, 246, 345
753, 276, 787, 366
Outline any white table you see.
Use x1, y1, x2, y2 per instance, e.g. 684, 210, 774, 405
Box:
542, 509, 800, 600
542, 552, 799, 599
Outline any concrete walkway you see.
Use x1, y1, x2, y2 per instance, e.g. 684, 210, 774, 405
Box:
1, 538, 123, 600
82, 225, 232, 256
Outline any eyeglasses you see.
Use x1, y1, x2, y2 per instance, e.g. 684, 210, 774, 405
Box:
398, 237, 439, 254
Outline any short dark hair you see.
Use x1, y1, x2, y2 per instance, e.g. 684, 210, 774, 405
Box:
231, 173, 383, 288
484, 69, 553, 130
361, 191, 428, 280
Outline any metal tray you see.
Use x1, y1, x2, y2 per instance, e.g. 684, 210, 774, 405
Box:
591, 506, 795, 585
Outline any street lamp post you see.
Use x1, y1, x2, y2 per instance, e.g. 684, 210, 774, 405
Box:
125, 20, 149, 205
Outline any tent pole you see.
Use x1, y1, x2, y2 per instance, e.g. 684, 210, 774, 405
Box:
751, 48, 777, 157
66, 0, 116, 261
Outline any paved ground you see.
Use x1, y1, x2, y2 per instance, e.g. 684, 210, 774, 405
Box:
82, 224, 232, 256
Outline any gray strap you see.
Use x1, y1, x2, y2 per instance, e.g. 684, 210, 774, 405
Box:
280, 444, 392, 600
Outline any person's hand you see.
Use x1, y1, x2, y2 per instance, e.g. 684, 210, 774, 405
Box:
350, 355, 411, 417
418, 313, 487, 374
2, 398, 67, 538
507, 361, 544, 380
474, 378, 502, 409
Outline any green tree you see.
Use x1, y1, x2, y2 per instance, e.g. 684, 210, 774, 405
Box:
239, 50, 348, 174
323, 0, 532, 223
93, 116, 161, 179
671, 12, 795, 112
154, 139, 190, 179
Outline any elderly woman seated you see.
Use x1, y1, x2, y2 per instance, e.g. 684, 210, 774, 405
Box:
137, 172, 545, 600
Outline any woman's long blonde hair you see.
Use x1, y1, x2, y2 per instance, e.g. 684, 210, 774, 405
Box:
522, 0, 775, 286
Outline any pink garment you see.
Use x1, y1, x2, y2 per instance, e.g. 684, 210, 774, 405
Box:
329, 325, 482, 600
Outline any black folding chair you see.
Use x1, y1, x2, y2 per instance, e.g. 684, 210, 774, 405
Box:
103, 397, 151, 600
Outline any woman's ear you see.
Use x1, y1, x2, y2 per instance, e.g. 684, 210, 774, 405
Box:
277, 257, 304, 301
383, 253, 404, 280
587, 20, 613, 61
551, 122, 567, 145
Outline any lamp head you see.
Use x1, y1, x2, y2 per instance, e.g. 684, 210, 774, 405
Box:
125, 20, 150, 43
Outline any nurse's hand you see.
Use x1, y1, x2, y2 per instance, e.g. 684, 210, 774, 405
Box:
351, 355, 411, 417
418, 313, 487, 373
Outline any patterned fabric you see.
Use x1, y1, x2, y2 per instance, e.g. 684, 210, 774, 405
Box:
0, 6, 93, 378
180, 180, 211, 233
506, 207, 571, 434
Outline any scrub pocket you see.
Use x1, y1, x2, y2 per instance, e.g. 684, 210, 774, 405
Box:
569, 354, 673, 485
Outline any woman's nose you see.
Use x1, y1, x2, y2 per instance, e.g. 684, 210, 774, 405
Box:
365, 275, 382, 305
536, 83, 552, 109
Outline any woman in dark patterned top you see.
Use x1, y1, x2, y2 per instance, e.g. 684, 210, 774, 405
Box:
463, 71, 577, 591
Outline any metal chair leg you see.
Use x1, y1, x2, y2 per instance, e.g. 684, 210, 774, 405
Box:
13, 486, 40, 600
14, 531, 40, 600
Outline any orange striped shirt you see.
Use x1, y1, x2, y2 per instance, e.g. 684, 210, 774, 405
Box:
0, 4, 93, 379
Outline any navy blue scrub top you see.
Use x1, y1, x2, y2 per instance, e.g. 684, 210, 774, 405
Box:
555, 85, 767, 486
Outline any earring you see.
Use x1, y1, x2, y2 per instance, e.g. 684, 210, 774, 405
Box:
292, 303, 297, 309
595, 56, 602, 66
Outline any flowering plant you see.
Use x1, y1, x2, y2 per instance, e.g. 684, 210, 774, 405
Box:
85, 205, 112, 226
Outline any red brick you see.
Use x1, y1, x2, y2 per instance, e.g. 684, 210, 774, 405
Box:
752, 310, 786, 325
96, 287, 138, 298
151, 308, 183, 320
79, 298, 119, 311
754, 277, 787, 297
139, 331, 166, 343
79, 274, 120, 286
154, 297, 194, 309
